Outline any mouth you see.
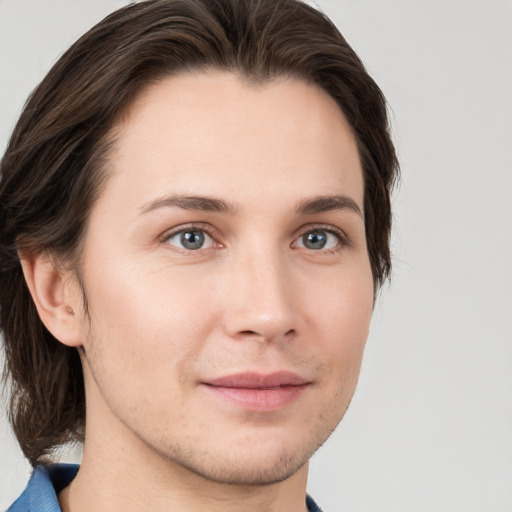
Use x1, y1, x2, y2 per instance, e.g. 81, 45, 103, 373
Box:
202, 371, 311, 411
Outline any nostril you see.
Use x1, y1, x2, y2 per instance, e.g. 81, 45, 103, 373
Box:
239, 330, 259, 336
237, 329, 295, 339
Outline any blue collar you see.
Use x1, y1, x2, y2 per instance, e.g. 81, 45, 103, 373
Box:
7, 464, 79, 512
7, 463, 323, 511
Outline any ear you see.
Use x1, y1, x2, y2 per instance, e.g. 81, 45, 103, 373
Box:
19, 251, 83, 347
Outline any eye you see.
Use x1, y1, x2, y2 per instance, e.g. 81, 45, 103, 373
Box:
165, 229, 215, 251
294, 229, 343, 251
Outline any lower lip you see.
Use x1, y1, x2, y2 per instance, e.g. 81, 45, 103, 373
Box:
203, 384, 308, 411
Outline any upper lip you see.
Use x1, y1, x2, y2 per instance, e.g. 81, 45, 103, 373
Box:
205, 371, 309, 389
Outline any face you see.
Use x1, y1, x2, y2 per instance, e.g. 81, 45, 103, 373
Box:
75, 71, 374, 485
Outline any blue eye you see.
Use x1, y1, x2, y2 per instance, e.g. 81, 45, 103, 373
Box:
166, 229, 214, 250
295, 229, 340, 250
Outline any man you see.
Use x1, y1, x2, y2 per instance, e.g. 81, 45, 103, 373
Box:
0, 0, 398, 510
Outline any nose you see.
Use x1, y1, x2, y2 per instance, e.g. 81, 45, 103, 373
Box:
221, 246, 298, 344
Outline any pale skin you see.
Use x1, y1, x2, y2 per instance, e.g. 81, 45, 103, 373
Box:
21, 71, 374, 512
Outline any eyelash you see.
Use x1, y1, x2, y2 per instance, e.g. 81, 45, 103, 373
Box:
160, 223, 219, 253
293, 225, 351, 254
160, 223, 351, 254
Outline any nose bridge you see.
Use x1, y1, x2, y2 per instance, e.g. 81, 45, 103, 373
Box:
223, 241, 296, 341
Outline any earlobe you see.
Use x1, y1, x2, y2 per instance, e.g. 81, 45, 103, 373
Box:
19, 251, 83, 347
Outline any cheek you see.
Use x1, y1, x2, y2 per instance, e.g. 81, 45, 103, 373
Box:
80, 241, 373, 383
309, 264, 373, 379
80, 259, 219, 383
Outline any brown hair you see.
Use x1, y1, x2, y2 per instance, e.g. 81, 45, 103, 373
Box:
0, 0, 398, 465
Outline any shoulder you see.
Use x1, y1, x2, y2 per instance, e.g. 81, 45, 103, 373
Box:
5, 464, 79, 512
306, 494, 324, 512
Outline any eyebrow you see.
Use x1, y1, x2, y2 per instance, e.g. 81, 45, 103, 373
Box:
140, 194, 239, 215
139, 193, 362, 218
296, 195, 363, 218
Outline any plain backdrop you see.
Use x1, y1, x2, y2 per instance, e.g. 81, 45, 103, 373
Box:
1, 1, 511, 511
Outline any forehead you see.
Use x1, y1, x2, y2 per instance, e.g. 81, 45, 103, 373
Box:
100, 71, 363, 212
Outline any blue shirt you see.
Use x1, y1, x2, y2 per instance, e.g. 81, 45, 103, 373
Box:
6, 464, 324, 511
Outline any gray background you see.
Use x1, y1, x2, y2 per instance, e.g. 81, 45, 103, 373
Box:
1, 1, 511, 510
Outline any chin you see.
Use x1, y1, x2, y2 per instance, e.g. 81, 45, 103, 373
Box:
154, 421, 337, 486
176, 447, 309, 486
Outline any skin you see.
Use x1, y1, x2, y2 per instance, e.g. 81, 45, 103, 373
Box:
23, 71, 374, 512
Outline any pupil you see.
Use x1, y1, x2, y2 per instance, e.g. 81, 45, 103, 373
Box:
181, 230, 204, 250
304, 231, 327, 250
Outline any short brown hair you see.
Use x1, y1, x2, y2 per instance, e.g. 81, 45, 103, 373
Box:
0, 0, 398, 465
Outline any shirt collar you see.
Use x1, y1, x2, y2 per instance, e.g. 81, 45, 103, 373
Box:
7, 464, 79, 512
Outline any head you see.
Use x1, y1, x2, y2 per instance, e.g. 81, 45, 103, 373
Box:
0, 0, 398, 476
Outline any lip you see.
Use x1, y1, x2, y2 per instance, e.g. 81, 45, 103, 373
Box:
202, 372, 311, 411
